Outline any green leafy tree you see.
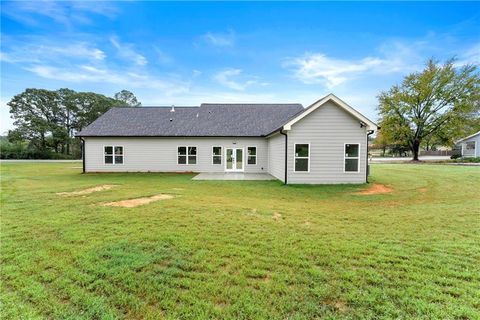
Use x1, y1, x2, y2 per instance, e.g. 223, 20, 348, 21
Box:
378, 59, 480, 160
7, 88, 133, 158
8, 89, 61, 152
114, 90, 141, 107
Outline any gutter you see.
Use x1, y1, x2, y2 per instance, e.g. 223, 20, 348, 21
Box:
366, 129, 376, 183
80, 138, 85, 174
280, 129, 288, 185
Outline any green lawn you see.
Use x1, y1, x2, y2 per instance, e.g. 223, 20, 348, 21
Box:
1, 163, 479, 319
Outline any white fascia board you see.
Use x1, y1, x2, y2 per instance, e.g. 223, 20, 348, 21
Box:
456, 131, 480, 144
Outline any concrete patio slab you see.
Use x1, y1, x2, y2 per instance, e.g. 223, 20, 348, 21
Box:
192, 172, 277, 181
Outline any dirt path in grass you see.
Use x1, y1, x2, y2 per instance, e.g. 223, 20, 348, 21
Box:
102, 194, 174, 208
57, 185, 119, 196
355, 183, 393, 195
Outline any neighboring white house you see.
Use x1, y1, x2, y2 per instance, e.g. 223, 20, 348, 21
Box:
77, 94, 378, 184
456, 131, 480, 158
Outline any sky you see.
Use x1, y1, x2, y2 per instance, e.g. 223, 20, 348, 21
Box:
1, 1, 479, 134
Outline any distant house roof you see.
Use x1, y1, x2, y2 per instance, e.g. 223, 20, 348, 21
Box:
456, 130, 480, 144
77, 103, 304, 137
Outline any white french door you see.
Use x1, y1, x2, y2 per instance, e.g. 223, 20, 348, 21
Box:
225, 148, 244, 172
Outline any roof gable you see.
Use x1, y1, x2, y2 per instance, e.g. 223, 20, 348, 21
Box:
456, 130, 480, 143
282, 94, 378, 131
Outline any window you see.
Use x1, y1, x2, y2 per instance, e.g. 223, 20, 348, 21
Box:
344, 144, 360, 172
247, 147, 257, 165
294, 144, 309, 172
466, 141, 476, 150
178, 146, 197, 165
212, 146, 222, 164
463, 141, 476, 156
104, 146, 123, 164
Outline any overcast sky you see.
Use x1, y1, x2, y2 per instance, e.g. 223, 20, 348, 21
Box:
1, 1, 479, 134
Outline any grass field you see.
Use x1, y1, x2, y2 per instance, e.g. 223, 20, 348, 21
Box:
1, 163, 479, 319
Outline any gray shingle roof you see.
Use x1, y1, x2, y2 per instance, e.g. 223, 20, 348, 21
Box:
77, 103, 304, 137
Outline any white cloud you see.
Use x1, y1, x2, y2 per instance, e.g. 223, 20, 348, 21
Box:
1, 0, 118, 26
25, 64, 188, 95
213, 68, 259, 91
456, 43, 480, 66
110, 36, 148, 66
200, 30, 235, 47
154, 47, 174, 65
284, 53, 382, 87
0, 41, 105, 63
283, 40, 426, 88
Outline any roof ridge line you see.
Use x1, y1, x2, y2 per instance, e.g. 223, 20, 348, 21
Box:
112, 106, 200, 109
200, 103, 302, 105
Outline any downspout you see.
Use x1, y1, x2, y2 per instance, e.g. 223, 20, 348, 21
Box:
366, 129, 375, 183
280, 129, 288, 185
80, 138, 85, 174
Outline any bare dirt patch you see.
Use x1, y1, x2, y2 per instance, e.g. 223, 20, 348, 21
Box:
418, 187, 428, 193
355, 183, 393, 195
324, 299, 349, 313
272, 212, 283, 220
102, 194, 174, 208
57, 185, 118, 196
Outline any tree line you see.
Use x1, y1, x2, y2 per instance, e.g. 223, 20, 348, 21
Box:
1, 59, 479, 161
1, 89, 140, 159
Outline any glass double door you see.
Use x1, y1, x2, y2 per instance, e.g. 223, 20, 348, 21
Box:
225, 148, 244, 172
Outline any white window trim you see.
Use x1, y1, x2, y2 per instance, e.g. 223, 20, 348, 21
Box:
461, 141, 476, 157
212, 146, 222, 165
344, 143, 360, 173
177, 145, 198, 165
103, 145, 124, 165
293, 143, 310, 173
246, 146, 257, 166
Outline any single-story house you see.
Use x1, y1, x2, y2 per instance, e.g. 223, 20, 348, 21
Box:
456, 131, 480, 158
77, 94, 378, 184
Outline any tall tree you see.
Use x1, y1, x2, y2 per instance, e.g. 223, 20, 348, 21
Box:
7, 88, 131, 157
378, 59, 480, 160
114, 90, 141, 107
8, 89, 60, 152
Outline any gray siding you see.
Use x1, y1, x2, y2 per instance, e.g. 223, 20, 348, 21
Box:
267, 133, 285, 182
287, 101, 367, 184
84, 137, 269, 173
460, 134, 480, 157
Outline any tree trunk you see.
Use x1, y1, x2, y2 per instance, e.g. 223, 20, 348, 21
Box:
66, 109, 71, 155
412, 139, 420, 161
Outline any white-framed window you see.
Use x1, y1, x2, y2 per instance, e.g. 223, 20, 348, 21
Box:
344, 143, 360, 172
178, 146, 197, 165
247, 146, 257, 165
294, 143, 309, 172
463, 141, 476, 156
104, 146, 124, 165
212, 146, 222, 164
